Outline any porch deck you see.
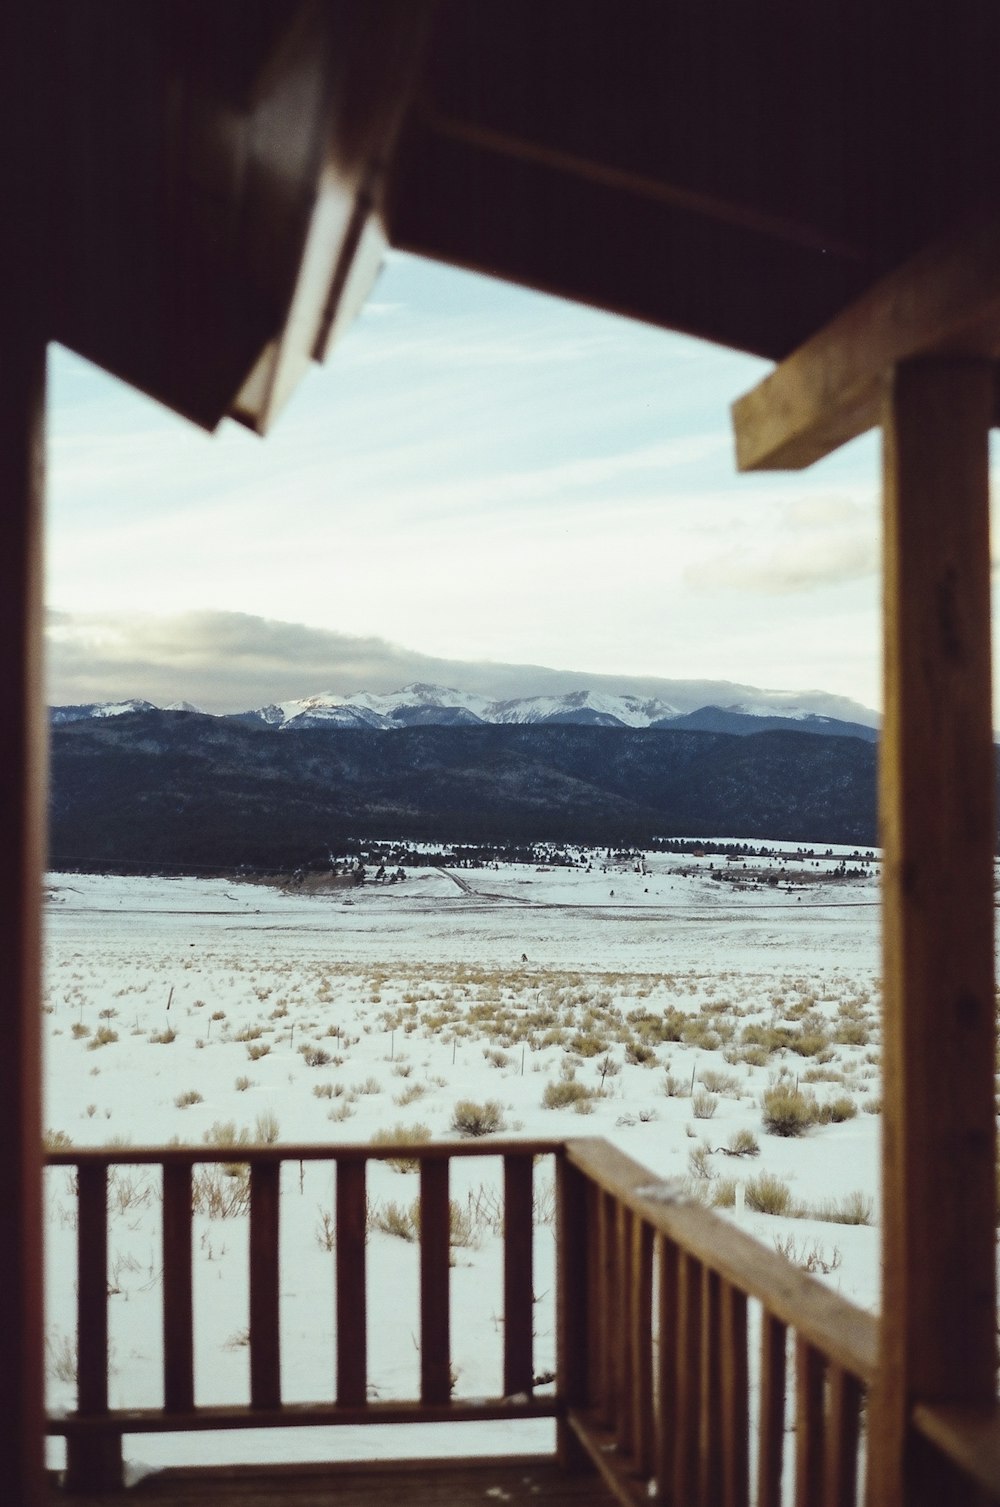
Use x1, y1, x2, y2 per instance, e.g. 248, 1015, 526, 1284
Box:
45, 1457, 608, 1507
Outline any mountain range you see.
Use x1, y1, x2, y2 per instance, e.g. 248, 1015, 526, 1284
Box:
50, 681, 880, 741
47, 705, 890, 875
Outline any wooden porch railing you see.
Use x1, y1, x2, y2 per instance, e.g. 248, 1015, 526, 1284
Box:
47, 1136, 893, 1503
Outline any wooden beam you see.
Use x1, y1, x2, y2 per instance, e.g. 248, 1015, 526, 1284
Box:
867, 359, 997, 1507
0, 188, 47, 1507
733, 215, 1000, 470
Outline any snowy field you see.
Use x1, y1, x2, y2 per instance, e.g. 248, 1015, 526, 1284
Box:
43, 846, 883, 1476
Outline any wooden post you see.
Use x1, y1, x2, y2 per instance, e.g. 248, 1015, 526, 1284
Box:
869, 358, 997, 1506
0, 236, 47, 1507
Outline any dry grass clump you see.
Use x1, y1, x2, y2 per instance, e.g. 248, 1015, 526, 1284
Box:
149, 1027, 176, 1045
725, 1128, 760, 1157
370, 1122, 432, 1172
813, 1190, 873, 1225
246, 1042, 270, 1060
370, 1196, 478, 1250
450, 1099, 507, 1137
691, 1090, 719, 1120
774, 1235, 842, 1274
816, 1094, 857, 1124
542, 1077, 596, 1111
761, 1084, 819, 1137
745, 1171, 794, 1216
700, 1070, 740, 1097
175, 1089, 203, 1108
88, 1025, 119, 1050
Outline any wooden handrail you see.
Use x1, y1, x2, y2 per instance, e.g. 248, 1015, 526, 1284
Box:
564, 1136, 877, 1383
47, 1134, 890, 1504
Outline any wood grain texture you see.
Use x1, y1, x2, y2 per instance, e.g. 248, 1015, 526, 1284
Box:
555, 1154, 591, 1471
720, 1282, 749, 1507
628, 1216, 654, 1479
47, 1455, 609, 1506
825, 1365, 862, 1507
871, 358, 997, 1507
614, 1204, 633, 1454
793, 1338, 824, 1507
655, 1236, 679, 1499
699, 1266, 724, 1505
673, 1251, 702, 1505
335, 1159, 367, 1406
162, 1164, 194, 1411
0, 224, 47, 1506
733, 214, 1000, 470
419, 1159, 451, 1405
564, 1140, 875, 1383
757, 1312, 787, 1507
249, 1163, 281, 1410
503, 1154, 534, 1398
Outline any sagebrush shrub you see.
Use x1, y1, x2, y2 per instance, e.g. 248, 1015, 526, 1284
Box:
761, 1085, 818, 1136
451, 1099, 506, 1137
371, 1122, 431, 1171
542, 1079, 593, 1110
745, 1171, 793, 1215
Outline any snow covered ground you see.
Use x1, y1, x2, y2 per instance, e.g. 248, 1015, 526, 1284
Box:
43, 848, 883, 1476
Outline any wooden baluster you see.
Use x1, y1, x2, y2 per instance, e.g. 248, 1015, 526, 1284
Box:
673, 1251, 702, 1505
420, 1158, 451, 1404
824, 1366, 862, 1507
503, 1154, 534, 1398
794, 1337, 825, 1507
584, 1178, 604, 1409
336, 1159, 367, 1406
66, 1161, 122, 1490
162, 1162, 194, 1411
249, 1160, 281, 1410
616, 1203, 634, 1454
720, 1281, 749, 1507
757, 1312, 787, 1507
597, 1189, 616, 1425
556, 1154, 590, 1469
655, 1235, 679, 1500
700, 1266, 723, 1506
631, 1215, 654, 1481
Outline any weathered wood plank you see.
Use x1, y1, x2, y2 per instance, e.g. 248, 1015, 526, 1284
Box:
555, 1154, 591, 1470
699, 1266, 724, 1505
595, 1190, 616, 1426
51, 1396, 557, 1436
615, 1204, 634, 1455
629, 1216, 654, 1480
249, 1162, 281, 1410
503, 1153, 534, 1398
76, 1163, 110, 1416
673, 1251, 702, 1505
419, 1159, 451, 1404
335, 1159, 367, 1407
825, 1365, 862, 1507
46, 1455, 613, 1505
720, 1282, 749, 1507
67, 1162, 124, 1491
655, 1236, 679, 1498
913, 1403, 1000, 1499
564, 1140, 876, 1384
46, 1138, 562, 1167
794, 1338, 824, 1507
732, 213, 1000, 470
162, 1163, 194, 1411
1, 277, 47, 1507
870, 358, 997, 1507
757, 1312, 787, 1507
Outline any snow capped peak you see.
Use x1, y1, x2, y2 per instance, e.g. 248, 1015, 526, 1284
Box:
52, 680, 881, 735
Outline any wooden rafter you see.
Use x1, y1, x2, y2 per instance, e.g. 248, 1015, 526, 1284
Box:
732, 214, 1000, 471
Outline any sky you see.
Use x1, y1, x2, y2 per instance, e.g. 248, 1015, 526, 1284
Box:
46, 249, 888, 715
